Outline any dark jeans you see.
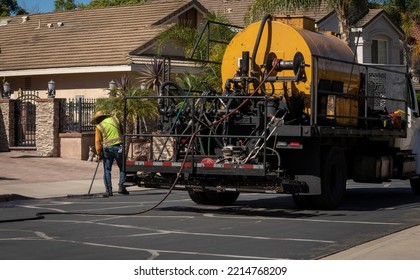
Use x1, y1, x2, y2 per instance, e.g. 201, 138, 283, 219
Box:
102, 144, 124, 192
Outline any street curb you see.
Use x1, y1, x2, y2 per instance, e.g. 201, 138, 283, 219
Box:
0, 194, 35, 202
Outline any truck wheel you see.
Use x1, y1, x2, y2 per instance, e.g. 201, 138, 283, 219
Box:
206, 191, 240, 206
188, 191, 209, 204
188, 190, 239, 206
409, 178, 420, 195
313, 146, 347, 209
292, 195, 314, 209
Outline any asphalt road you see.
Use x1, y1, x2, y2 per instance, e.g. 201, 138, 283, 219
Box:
1, 180, 420, 260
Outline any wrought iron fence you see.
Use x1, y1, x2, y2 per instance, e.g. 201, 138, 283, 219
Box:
15, 91, 39, 147
60, 98, 96, 133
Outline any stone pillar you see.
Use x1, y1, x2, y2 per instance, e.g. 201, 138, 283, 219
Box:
36, 98, 64, 157
0, 99, 16, 151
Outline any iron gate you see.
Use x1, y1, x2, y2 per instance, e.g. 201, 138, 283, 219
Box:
15, 91, 39, 147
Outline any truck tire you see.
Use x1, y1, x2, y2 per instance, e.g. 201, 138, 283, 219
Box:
312, 146, 347, 209
206, 191, 240, 206
292, 195, 314, 209
188, 191, 209, 204
410, 178, 420, 195
188, 190, 239, 206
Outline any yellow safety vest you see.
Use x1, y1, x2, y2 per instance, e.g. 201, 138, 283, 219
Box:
97, 116, 123, 147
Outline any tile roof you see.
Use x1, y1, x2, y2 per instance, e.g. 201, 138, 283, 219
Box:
282, 6, 403, 38
353, 9, 383, 27
278, 1, 333, 23
0, 0, 207, 72
0, 0, 406, 76
199, 0, 333, 26
199, 0, 255, 27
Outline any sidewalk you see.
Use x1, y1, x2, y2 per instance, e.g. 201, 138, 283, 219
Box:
1, 150, 420, 259
0, 150, 117, 198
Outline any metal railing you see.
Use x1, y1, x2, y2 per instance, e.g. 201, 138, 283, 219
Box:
60, 98, 96, 133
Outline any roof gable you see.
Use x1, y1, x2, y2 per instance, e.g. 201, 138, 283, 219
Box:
354, 9, 404, 38
198, 0, 255, 26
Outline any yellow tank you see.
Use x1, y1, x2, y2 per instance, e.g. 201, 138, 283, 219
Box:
221, 16, 360, 126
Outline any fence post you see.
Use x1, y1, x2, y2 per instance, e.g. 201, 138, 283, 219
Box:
78, 99, 82, 132
0, 99, 16, 151
36, 98, 65, 156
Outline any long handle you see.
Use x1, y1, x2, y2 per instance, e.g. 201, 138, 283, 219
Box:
88, 160, 101, 195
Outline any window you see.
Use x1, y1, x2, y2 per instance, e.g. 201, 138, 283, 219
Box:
371, 39, 388, 64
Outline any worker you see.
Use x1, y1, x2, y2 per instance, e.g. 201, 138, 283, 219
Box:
91, 111, 129, 196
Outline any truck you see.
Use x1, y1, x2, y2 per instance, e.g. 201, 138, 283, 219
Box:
123, 15, 420, 209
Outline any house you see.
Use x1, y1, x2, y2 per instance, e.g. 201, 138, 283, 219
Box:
0, 0, 209, 99
259, 2, 404, 65
0, 0, 412, 157
0, 0, 408, 100
347, 9, 404, 65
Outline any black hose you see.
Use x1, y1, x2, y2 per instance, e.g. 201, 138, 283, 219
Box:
157, 81, 185, 116
251, 14, 272, 76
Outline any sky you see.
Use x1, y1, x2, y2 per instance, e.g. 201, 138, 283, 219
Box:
17, 0, 92, 14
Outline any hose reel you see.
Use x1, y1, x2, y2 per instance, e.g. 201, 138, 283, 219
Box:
265, 51, 307, 82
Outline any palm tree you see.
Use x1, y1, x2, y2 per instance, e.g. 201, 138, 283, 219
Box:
383, 0, 420, 69
54, 0, 76, 11
155, 12, 237, 90
246, 0, 369, 43
94, 75, 158, 158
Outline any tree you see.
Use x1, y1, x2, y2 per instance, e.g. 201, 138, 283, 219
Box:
95, 75, 157, 123
85, 0, 146, 8
382, 0, 420, 68
54, 0, 77, 11
94, 75, 158, 157
0, 0, 26, 17
246, 0, 369, 43
156, 12, 237, 90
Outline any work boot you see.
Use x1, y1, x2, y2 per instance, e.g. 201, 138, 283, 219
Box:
108, 190, 113, 196
118, 185, 129, 195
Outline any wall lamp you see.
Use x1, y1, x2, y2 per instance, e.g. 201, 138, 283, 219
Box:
47, 80, 56, 98
2, 81, 11, 99
109, 80, 117, 97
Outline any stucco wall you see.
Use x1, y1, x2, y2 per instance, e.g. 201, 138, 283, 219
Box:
4, 71, 142, 100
